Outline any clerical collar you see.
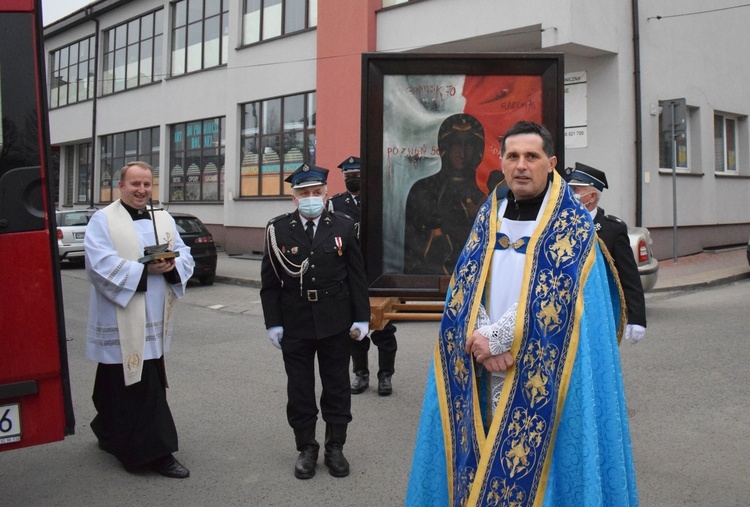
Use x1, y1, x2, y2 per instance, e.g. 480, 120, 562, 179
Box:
504, 178, 550, 221
121, 201, 151, 220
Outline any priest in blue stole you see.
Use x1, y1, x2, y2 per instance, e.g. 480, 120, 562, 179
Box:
405, 121, 638, 507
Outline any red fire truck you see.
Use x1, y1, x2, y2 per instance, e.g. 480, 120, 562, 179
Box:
0, 0, 75, 450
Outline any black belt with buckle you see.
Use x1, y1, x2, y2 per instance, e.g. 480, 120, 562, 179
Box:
304, 282, 343, 302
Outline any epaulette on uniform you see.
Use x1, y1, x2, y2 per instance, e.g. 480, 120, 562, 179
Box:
329, 210, 355, 223
330, 192, 347, 200
603, 214, 624, 225
267, 212, 291, 226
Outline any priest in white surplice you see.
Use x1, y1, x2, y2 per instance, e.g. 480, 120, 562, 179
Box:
84, 161, 194, 479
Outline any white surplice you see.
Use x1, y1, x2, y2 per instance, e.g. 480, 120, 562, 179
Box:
84, 202, 194, 370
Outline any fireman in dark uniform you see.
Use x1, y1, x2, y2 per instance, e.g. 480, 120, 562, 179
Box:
260, 163, 370, 480
328, 156, 399, 396
567, 162, 647, 343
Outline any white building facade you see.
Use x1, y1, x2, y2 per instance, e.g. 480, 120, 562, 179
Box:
45, 0, 750, 258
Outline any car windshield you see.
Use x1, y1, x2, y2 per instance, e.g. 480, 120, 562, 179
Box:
58, 212, 93, 227
174, 217, 204, 234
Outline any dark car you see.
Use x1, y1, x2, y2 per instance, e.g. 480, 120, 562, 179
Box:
171, 212, 218, 286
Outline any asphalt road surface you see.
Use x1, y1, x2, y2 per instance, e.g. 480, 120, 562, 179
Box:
1, 269, 748, 506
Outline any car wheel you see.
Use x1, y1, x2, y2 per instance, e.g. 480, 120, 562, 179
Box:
199, 274, 216, 286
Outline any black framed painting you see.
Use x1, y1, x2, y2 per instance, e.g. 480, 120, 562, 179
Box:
360, 53, 564, 298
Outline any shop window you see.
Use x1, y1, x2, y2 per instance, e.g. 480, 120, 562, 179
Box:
169, 117, 225, 201
99, 127, 160, 202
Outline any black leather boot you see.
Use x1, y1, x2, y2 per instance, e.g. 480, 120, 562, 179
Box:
293, 426, 319, 479
377, 350, 396, 396
377, 373, 393, 396
351, 371, 369, 394
350, 341, 370, 394
323, 423, 350, 477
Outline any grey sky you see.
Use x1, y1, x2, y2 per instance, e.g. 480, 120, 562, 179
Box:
42, 0, 93, 25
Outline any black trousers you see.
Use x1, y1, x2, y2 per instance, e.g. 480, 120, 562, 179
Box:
370, 322, 398, 352
91, 359, 178, 470
350, 322, 398, 374
281, 330, 352, 430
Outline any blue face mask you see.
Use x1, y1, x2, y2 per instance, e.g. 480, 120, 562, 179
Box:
298, 196, 325, 218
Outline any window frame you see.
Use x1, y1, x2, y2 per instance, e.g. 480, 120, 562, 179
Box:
49, 35, 96, 108
76, 142, 93, 205
658, 104, 697, 173
102, 9, 164, 95
168, 117, 226, 202
241, 0, 317, 46
171, 0, 229, 77
99, 127, 161, 203
239, 91, 316, 198
714, 113, 739, 174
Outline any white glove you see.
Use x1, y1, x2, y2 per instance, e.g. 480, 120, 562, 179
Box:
625, 324, 645, 344
349, 322, 369, 341
267, 326, 284, 349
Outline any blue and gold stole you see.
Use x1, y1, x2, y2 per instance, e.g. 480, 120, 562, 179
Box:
435, 171, 596, 507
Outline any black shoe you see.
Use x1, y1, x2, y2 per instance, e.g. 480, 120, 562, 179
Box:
294, 446, 318, 479
351, 373, 369, 394
324, 446, 350, 477
378, 374, 393, 396
149, 455, 190, 479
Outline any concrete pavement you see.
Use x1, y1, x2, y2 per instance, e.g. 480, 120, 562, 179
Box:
215, 246, 750, 293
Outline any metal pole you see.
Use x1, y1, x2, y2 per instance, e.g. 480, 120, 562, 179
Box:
671, 102, 678, 263
86, 9, 99, 209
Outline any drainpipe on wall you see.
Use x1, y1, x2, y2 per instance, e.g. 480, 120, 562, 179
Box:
86, 7, 99, 210
632, 0, 643, 226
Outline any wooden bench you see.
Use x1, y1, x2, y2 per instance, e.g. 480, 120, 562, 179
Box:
369, 296, 444, 330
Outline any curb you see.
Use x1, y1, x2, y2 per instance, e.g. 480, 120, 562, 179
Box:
650, 270, 750, 293
214, 275, 262, 289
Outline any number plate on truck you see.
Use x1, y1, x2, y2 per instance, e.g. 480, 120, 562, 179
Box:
0, 403, 22, 444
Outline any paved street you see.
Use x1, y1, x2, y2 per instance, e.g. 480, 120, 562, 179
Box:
1, 268, 749, 506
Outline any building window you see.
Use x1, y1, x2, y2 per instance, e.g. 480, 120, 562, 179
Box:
100, 127, 161, 203
49, 36, 95, 108
714, 114, 739, 173
240, 92, 316, 197
77, 142, 93, 203
172, 0, 229, 76
659, 105, 692, 171
169, 118, 225, 201
242, 0, 317, 45
102, 10, 164, 95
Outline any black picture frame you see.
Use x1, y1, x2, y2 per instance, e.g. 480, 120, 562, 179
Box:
360, 53, 564, 298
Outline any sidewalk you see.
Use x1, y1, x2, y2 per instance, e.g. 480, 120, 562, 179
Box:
214, 247, 750, 293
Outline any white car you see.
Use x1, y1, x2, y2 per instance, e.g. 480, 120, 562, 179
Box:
628, 226, 659, 292
55, 209, 96, 263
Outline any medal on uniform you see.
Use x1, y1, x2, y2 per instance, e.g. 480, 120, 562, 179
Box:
291, 247, 299, 254
335, 236, 343, 256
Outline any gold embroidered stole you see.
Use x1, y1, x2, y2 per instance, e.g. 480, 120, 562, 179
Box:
436, 173, 597, 506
